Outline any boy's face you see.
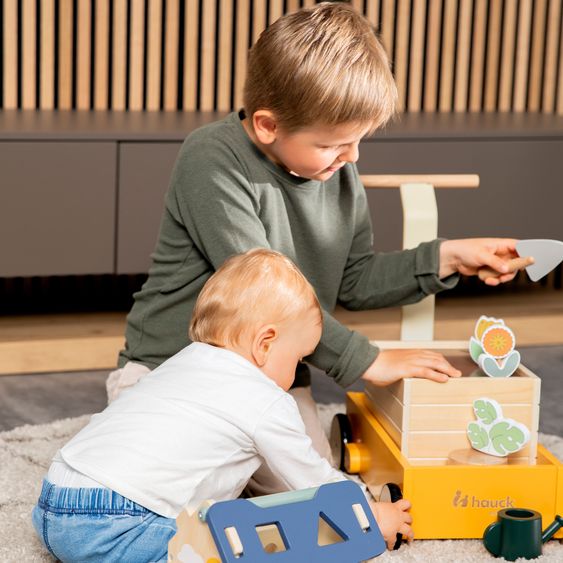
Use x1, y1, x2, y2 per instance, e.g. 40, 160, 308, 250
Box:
249, 116, 370, 181
260, 307, 322, 391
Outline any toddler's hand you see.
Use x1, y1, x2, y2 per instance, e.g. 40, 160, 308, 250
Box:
370, 499, 413, 550
362, 349, 462, 385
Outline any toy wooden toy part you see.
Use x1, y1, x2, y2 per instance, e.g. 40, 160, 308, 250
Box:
470, 316, 521, 378
477, 239, 563, 283
167, 480, 386, 563
333, 173, 563, 540
483, 509, 563, 561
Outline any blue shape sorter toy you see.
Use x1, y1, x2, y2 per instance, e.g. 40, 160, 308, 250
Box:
167, 480, 386, 562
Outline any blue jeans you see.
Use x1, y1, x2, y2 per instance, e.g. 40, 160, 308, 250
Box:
32, 480, 177, 563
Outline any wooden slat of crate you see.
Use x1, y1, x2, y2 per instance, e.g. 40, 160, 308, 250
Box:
409, 404, 537, 432
367, 383, 538, 432
406, 432, 533, 460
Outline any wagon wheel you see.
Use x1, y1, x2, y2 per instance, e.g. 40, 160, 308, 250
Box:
329, 413, 353, 472
379, 482, 404, 550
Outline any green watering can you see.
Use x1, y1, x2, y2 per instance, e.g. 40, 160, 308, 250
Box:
483, 508, 563, 561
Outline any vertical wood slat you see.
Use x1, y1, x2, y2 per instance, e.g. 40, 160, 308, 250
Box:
252, 0, 267, 44
484, 0, 503, 112
146, 0, 163, 111
469, 0, 487, 112
407, 0, 425, 112
542, 0, 562, 113
22, 0, 36, 109
558, 8, 563, 115
527, 0, 548, 112
394, 0, 411, 112
3, 0, 18, 109
233, 0, 250, 110
76, 0, 91, 110
454, 0, 472, 112
513, 0, 533, 112
439, 0, 458, 112
498, 0, 518, 112
183, 0, 199, 110
380, 0, 396, 61
269, 0, 283, 25
129, 0, 145, 111
365, 0, 380, 29
94, 0, 110, 110
40, 0, 55, 109
200, 0, 216, 111
112, 0, 128, 110
58, 0, 74, 110
423, 0, 443, 112
163, 0, 179, 111
217, 0, 234, 112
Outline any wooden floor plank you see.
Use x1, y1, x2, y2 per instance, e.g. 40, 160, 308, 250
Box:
1, 290, 561, 375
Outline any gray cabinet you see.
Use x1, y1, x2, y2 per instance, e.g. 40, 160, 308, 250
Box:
0, 111, 561, 276
0, 142, 116, 276
117, 143, 182, 274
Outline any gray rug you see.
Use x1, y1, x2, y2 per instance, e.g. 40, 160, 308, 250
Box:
1, 405, 562, 563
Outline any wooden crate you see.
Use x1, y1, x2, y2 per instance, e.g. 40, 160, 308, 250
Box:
364, 350, 540, 465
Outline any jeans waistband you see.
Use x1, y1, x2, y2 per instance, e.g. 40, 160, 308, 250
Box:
38, 480, 150, 516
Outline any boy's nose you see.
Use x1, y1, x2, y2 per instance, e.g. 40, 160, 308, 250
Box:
339, 143, 359, 163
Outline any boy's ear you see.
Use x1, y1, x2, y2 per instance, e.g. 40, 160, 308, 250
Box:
251, 324, 278, 367
252, 110, 278, 145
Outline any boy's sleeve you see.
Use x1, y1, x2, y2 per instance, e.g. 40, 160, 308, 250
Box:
253, 394, 348, 491
336, 168, 459, 311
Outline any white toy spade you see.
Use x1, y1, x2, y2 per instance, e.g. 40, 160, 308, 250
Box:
515, 239, 563, 281
478, 239, 563, 283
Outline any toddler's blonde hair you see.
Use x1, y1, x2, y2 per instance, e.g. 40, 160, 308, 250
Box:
243, 2, 397, 133
189, 249, 321, 348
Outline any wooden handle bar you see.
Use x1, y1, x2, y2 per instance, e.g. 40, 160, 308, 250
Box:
360, 174, 480, 188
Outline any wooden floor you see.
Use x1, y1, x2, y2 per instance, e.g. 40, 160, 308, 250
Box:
1, 288, 562, 375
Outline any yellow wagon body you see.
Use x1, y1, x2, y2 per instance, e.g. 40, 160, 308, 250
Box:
347, 392, 563, 539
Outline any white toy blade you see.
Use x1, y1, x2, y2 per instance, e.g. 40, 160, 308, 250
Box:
516, 239, 563, 282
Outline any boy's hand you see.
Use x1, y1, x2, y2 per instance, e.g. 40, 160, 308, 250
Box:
362, 349, 462, 385
370, 499, 413, 550
439, 238, 533, 285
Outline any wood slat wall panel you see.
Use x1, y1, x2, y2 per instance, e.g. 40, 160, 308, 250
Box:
1, 0, 561, 114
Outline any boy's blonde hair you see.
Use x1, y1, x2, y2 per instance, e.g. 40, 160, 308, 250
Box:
243, 2, 397, 133
189, 249, 322, 348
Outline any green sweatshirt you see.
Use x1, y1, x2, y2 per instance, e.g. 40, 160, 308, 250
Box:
119, 111, 458, 387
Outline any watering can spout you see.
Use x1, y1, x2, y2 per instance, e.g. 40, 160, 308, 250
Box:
541, 515, 563, 543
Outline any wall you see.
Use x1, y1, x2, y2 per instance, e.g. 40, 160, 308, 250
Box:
2, 0, 562, 114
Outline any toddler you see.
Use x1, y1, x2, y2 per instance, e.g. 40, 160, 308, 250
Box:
32, 249, 412, 562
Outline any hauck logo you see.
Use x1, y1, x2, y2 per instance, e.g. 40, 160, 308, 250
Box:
452, 490, 515, 509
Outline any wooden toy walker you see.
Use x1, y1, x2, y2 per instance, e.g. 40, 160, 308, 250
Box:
330, 174, 563, 542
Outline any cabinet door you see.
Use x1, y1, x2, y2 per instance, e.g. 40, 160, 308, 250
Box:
0, 142, 116, 276
117, 142, 182, 274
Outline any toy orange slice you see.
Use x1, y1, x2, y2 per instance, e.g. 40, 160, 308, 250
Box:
481, 325, 515, 358
475, 316, 503, 340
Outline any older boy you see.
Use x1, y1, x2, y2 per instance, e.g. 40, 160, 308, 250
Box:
32, 250, 412, 562
110, 3, 527, 485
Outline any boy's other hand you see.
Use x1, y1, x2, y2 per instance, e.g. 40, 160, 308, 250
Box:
362, 349, 462, 386
439, 238, 532, 284
370, 499, 413, 550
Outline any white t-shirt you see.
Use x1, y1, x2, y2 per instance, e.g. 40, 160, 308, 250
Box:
60, 342, 345, 518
